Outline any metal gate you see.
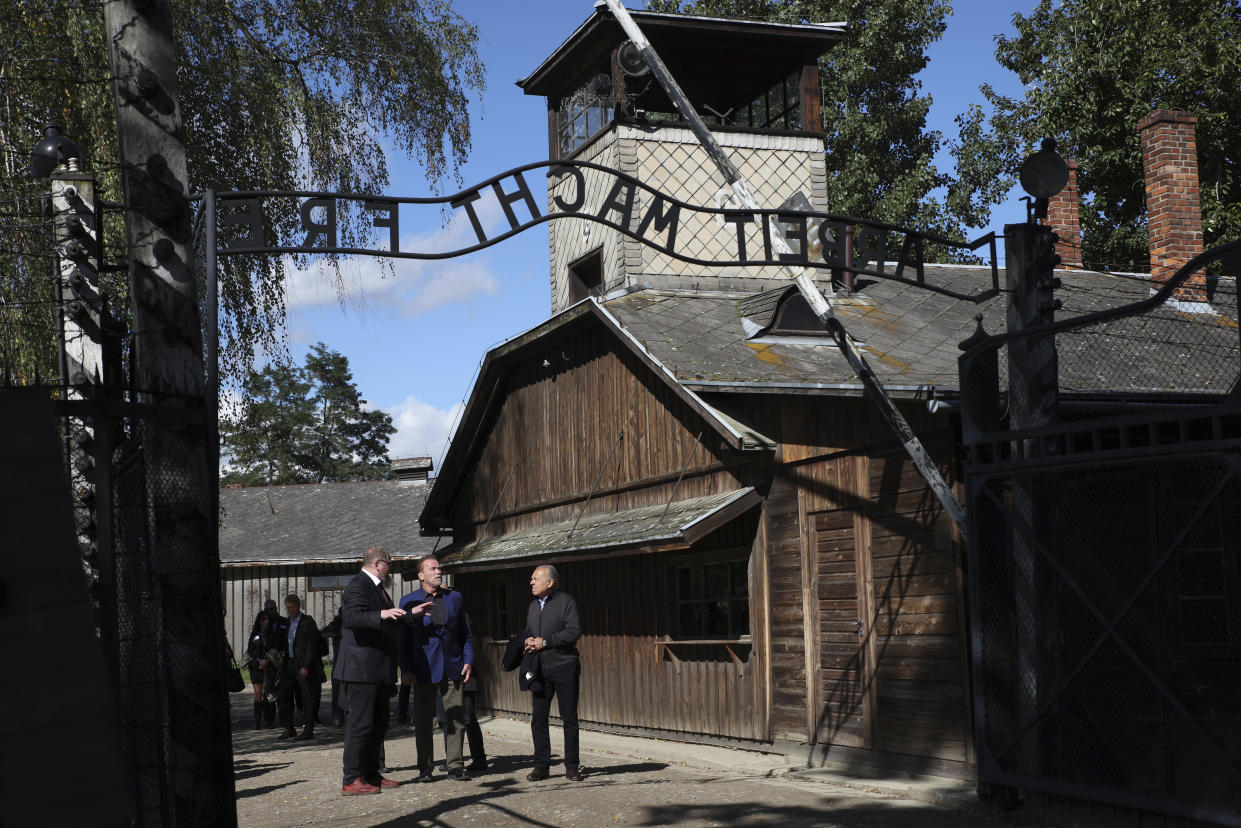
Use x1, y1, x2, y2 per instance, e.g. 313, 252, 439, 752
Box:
959, 242, 1241, 826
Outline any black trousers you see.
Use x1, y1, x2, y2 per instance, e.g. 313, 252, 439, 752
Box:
530, 661, 579, 770
278, 666, 321, 728
341, 681, 390, 785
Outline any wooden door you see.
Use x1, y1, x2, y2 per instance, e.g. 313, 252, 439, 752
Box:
813, 508, 875, 748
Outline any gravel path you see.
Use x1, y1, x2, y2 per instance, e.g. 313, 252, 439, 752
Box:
230, 692, 1041, 827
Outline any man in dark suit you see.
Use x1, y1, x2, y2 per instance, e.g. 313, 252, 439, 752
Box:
276, 593, 326, 740
397, 556, 474, 782
524, 564, 583, 782
335, 546, 427, 795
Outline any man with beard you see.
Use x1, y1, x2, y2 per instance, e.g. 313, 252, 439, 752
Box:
334, 546, 430, 794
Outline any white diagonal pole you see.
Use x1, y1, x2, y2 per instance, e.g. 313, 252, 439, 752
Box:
603, 0, 966, 538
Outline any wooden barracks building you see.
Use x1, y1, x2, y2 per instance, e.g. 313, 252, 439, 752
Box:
419, 7, 1224, 781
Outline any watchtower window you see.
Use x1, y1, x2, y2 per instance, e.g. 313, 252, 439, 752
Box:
732, 71, 802, 131
559, 76, 614, 156
567, 250, 603, 304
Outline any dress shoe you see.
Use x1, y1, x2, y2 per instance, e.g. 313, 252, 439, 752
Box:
293, 728, 314, 741
366, 776, 400, 789
276, 728, 296, 739
417, 771, 435, 784
565, 767, 584, 782
466, 760, 488, 773
526, 767, 550, 781
341, 779, 380, 796
448, 769, 471, 782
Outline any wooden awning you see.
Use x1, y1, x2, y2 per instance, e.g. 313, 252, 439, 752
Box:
440, 488, 760, 572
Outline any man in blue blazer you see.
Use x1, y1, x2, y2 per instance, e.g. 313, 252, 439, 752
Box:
397, 556, 474, 782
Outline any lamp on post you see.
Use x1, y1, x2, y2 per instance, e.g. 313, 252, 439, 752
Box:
1018, 137, 1069, 223
29, 124, 82, 178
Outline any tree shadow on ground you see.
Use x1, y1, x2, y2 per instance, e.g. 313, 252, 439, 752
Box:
635, 800, 967, 827
233, 758, 292, 781
235, 780, 299, 799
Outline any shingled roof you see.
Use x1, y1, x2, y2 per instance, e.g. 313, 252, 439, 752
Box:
219, 481, 439, 565
604, 265, 1239, 398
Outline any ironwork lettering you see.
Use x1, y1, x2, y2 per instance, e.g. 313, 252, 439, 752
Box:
595, 179, 636, 229
300, 197, 337, 249
364, 200, 399, 252
856, 226, 886, 272
776, 213, 808, 265
894, 235, 924, 283
450, 189, 486, 244
208, 159, 1000, 303
634, 196, 680, 253
217, 197, 263, 250
551, 165, 586, 213
491, 172, 541, 231
724, 211, 750, 261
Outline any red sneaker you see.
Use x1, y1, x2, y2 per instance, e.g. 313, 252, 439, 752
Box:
341, 778, 381, 795
368, 776, 400, 789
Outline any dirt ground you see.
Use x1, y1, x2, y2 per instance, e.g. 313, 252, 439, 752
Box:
230, 692, 1040, 828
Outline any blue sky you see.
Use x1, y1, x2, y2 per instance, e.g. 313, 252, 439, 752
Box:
278, 0, 1033, 470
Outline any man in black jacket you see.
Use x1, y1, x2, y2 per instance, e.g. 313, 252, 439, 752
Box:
276, 594, 325, 740
334, 546, 427, 795
524, 564, 583, 782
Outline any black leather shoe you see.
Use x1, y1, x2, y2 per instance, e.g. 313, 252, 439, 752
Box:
448, 769, 471, 781
293, 728, 314, 741
565, 767, 584, 782
526, 767, 549, 781
276, 728, 296, 739
417, 771, 435, 784
466, 760, 488, 773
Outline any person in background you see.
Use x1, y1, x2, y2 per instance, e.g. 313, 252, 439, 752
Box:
322, 608, 345, 727
245, 611, 277, 729
276, 593, 326, 741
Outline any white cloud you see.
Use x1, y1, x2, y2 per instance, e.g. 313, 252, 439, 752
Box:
384, 395, 465, 470
282, 195, 509, 318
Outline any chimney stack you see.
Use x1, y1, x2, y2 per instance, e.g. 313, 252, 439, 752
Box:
1138, 110, 1205, 300
1043, 158, 1082, 269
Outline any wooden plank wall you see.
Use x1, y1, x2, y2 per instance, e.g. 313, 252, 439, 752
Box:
455, 519, 764, 742
453, 322, 740, 538
220, 563, 415, 661
753, 394, 972, 778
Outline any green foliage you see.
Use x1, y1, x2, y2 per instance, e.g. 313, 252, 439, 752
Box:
645, 0, 959, 241
952, 0, 1241, 271
220, 343, 395, 485
1, 0, 484, 388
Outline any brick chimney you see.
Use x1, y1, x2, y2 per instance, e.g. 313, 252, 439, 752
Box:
1043, 158, 1082, 269
1138, 110, 1205, 300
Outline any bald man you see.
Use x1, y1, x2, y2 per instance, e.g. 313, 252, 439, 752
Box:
524, 564, 582, 782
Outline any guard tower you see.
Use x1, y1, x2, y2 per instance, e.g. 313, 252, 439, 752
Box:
519, 6, 843, 312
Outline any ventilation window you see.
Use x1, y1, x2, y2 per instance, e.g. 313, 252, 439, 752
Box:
567, 249, 603, 304
770, 291, 829, 336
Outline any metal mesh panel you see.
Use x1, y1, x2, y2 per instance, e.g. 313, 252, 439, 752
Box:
970, 457, 1241, 823
962, 245, 1241, 824
113, 417, 236, 826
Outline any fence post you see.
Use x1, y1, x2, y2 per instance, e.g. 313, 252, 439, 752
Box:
50, 165, 104, 601
1002, 222, 1061, 781
102, 0, 235, 824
